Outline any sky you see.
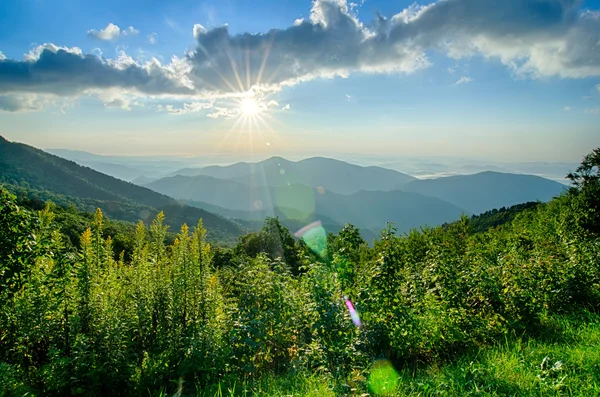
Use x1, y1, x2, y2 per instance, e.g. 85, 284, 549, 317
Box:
0, 0, 599, 162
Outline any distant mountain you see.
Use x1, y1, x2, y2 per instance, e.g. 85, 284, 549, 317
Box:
145, 173, 466, 233
131, 175, 158, 185
168, 156, 416, 194
401, 171, 567, 215
46, 148, 196, 181
313, 188, 466, 232
1, 136, 246, 243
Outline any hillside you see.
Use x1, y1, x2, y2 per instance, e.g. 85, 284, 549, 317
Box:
169, 156, 416, 194
402, 171, 567, 215
0, 136, 246, 242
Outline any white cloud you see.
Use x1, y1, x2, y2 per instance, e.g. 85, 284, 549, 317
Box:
0, 51, 5, 61
597, 84, 600, 92
564, 106, 571, 111
585, 108, 600, 114
447, 67, 455, 74
87, 23, 139, 41
282, 103, 291, 110
294, 18, 304, 26
147, 33, 158, 44
582, 95, 592, 99
193, 24, 208, 38
122, 26, 139, 36
455, 76, 473, 85
157, 101, 213, 114
207, 107, 238, 119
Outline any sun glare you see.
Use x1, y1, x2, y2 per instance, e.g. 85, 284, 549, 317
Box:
240, 98, 261, 116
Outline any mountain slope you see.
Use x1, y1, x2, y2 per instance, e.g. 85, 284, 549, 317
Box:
169, 156, 416, 194
145, 175, 266, 211
0, 136, 246, 242
402, 171, 566, 215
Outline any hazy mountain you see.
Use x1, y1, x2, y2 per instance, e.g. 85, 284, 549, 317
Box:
313, 188, 466, 232
146, 175, 271, 211
401, 171, 567, 215
131, 175, 158, 185
46, 148, 197, 181
145, 173, 466, 233
169, 156, 416, 194
1, 137, 246, 242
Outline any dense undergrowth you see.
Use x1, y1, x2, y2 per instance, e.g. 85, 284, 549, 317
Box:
0, 149, 599, 396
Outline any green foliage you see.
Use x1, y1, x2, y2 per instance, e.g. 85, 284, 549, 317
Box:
1, 149, 600, 396
467, 201, 540, 233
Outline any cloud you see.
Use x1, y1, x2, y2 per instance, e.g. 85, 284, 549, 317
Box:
193, 24, 208, 39
282, 103, 291, 110
122, 26, 139, 36
157, 101, 213, 114
147, 33, 158, 44
0, 51, 5, 61
447, 67, 455, 74
2, 0, 600, 113
585, 108, 600, 114
207, 107, 238, 119
455, 76, 473, 85
582, 95, 592, 99
563, 106, 571, 111
0, 94, 48, 112
88, 23, 139, 41
0, 44, 194, 97
597, 84, 600, 92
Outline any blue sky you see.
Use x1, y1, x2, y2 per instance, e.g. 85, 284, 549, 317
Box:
0, 0, 599, 161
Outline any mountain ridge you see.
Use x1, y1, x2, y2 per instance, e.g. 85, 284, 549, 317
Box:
0, 136, 246, 242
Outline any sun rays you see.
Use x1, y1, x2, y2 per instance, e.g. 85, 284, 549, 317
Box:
207, 34, 290, 154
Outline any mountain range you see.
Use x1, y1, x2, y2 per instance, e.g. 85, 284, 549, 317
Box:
142, 156, 566, 234
0, 136, 569, 243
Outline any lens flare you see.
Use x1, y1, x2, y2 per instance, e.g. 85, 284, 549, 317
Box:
368, 359, 399, 396
294, 220, 327, 259
344, 295, 361, 328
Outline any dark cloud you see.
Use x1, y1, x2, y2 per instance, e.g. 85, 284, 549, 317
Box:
0, 45, 193, 96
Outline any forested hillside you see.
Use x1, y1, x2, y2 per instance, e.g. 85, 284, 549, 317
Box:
1, 149, 598, 396
0, 136, 246, 243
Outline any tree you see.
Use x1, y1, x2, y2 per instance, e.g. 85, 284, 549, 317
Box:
567, 148, 600, 234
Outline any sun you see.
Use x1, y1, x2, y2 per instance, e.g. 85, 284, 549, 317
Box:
240, 98, 261, 116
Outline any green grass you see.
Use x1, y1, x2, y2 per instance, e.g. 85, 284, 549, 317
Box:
157, 311, 600, 397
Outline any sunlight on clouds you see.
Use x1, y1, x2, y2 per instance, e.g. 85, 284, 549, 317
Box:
2, 0, 600, 116
87, 23, 138, 41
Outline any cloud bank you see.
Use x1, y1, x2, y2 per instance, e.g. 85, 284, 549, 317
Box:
1, 0, 599, 112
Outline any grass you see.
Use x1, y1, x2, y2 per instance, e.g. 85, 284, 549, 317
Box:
153, 311, 600, 397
